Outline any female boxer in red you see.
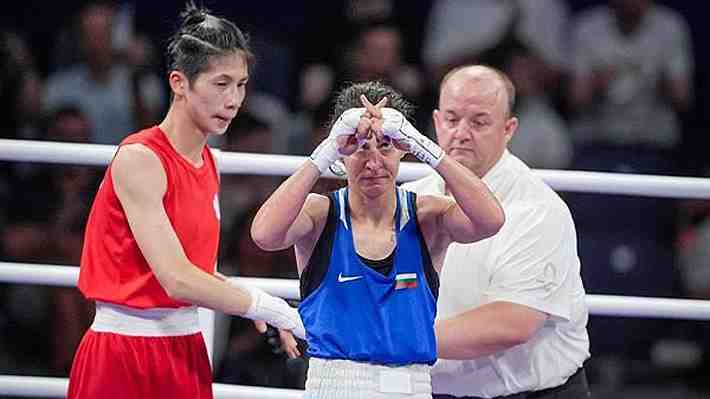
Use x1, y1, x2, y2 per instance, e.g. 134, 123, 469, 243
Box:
67, 3, 303, 398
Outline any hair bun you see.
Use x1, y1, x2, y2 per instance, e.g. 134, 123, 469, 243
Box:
180, 1, 210, 27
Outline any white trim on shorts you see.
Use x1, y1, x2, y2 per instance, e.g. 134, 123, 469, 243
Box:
90, 301, 201, 337
306, 357, 432, 399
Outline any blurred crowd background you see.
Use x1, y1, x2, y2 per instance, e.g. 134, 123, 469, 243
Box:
2, 0, 710, 398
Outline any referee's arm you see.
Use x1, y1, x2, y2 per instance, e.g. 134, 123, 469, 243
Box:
435, 301, 546, 359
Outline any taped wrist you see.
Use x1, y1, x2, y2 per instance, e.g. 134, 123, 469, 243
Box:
308, 137, 340, 174
399, 118, 444, 168
382, 108, 444, 168
232, 281, 306, 339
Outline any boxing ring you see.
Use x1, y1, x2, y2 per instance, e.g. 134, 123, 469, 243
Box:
2, 138, 710, 398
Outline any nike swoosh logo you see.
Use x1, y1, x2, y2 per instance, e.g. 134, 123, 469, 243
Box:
337, 273, 363, 283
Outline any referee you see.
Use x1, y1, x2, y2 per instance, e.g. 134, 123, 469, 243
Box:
403, 65, 591, 399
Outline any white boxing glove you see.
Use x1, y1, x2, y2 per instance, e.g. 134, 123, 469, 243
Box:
381, 108, 444, 168
308, 107, 366, 174
229, 279, 306, 339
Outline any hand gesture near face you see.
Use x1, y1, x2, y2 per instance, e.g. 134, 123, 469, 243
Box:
379, 107, 445, 167
335, 95, 388, 155
308, 95, 389, 173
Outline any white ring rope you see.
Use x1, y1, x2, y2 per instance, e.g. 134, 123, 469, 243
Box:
2, 138, 710, 198
0, 375, 303, 398
3, 138, 710, 398
2, 262, 709, 321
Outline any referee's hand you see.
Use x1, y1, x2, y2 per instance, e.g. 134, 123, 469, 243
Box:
252, 320, 267, 333
275, 328, 301, 359
260, 325, 301, 359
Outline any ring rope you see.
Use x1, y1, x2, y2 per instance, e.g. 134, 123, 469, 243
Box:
2, 138, 710, 198
0, 375, 303, 398
2, 262, 709, 321
3, 138, 710, 397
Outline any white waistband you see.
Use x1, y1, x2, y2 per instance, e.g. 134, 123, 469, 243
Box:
90, 301, 201, 337
306, 358, 432, 398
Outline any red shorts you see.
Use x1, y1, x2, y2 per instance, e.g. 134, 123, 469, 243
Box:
67, 303, 213, 398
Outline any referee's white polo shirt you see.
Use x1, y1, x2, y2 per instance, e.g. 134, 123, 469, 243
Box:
402, 150, 590, 398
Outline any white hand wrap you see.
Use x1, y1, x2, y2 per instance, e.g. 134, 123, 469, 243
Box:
229, 279, 306, 339
308, 107, 366, 173
382, 108, 444, 168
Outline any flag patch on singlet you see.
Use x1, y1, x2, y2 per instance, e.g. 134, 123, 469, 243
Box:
395, 273, 417, 290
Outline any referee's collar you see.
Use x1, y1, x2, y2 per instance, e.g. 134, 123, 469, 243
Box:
481, 149, 512, 193
432, 150, 511, 198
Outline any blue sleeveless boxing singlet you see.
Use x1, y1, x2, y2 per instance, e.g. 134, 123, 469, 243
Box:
299, 187, 438, 365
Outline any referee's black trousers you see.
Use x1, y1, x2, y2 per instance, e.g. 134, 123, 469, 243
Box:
433, 367, 590, 399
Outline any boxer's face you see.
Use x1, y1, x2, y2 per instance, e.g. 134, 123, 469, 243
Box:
344, 134, 404, 198
170, 51, 249, 136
